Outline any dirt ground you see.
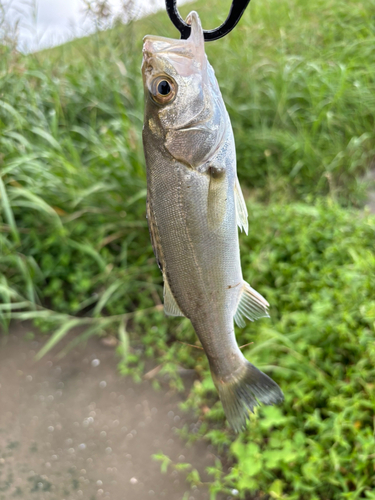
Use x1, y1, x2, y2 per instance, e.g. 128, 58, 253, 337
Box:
0, 325, 231, 500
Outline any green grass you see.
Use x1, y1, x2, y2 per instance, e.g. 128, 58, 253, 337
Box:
1, 0, 375, 498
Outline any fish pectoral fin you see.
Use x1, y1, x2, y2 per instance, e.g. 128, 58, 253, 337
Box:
207, 165, 228, 231
234, 177, 248, 235
234, 281, 269, 328
163, 277, 185, 317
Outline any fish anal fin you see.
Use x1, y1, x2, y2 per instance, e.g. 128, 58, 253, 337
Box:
234, 177, 248, 235
163, 277, 185, 317
207, 165, 227, 231
234, 281, 269, 327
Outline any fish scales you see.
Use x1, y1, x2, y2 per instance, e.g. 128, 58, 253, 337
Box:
142, 11, 283, 432
147, 142, 239, 358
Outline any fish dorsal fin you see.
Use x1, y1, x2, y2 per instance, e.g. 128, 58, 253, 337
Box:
234, 281, 269, 328
163, 276, 185, 317
234, 177, 248, 235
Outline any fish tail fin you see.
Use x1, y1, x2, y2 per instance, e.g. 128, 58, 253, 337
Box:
211, 359, 284, 433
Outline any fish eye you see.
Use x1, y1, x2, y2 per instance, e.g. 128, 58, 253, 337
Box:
157, 80, 170, 95
151, 76, 177, 105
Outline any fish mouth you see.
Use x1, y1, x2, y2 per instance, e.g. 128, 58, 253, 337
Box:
143, 34, 176, 44
142, 11, 206, 79
142, 35, 196, 60
143, 34, 179, 53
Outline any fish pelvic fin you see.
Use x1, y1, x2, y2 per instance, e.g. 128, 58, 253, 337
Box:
212, 359, 284, 433
234, 281, 270, 328
163, 275, 185, 317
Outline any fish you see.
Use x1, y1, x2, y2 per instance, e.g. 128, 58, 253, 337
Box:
141, 11, 283, 432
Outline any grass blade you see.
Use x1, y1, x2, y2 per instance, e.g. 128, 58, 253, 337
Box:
35, 318, 84, 360
118, 319, 129, 364
0, 177, 20, 244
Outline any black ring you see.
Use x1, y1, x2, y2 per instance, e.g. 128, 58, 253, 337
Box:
165, 0, 252, 41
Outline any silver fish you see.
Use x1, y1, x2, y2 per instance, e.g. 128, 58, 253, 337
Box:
142, 11, 283, 432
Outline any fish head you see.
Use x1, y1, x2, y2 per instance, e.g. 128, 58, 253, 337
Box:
142, 11, 226, 168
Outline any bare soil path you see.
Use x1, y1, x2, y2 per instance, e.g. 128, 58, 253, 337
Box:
0, 325, 228, 500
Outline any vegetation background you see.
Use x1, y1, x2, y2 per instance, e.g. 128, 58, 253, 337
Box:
1, 0, 375, 498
